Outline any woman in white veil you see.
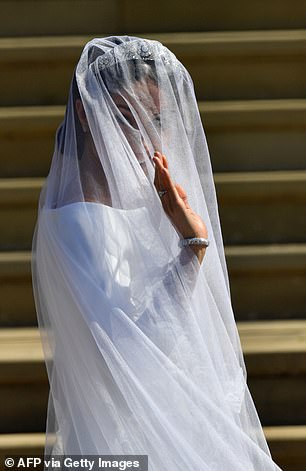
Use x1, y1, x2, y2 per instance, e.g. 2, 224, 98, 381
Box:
31, 36, 283, 470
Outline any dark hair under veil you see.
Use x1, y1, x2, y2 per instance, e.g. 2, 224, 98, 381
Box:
31, 36, 283, 470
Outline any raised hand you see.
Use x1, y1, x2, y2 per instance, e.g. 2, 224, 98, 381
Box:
152, 151, 208, 263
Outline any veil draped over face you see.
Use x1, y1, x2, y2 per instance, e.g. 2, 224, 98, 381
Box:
31, 36, 282, 470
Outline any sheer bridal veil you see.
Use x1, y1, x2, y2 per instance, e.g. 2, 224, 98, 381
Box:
31, 36, 282, 470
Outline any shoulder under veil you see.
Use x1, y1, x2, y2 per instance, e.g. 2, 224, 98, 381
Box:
31, 36, 282, 470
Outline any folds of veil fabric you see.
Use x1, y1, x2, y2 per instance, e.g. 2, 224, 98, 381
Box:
31, 36, 283, 470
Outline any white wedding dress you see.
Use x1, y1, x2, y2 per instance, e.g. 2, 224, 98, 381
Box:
31, 35, 283, 470
33, 201, 277, 470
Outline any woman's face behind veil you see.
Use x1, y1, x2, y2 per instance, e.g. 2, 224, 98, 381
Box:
72, 81, 153, 206
72, 55, 165, 207
110, 76, 161, 175
99, 59, 162, 165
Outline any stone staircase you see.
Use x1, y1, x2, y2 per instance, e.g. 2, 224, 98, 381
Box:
0, 3, 305, 470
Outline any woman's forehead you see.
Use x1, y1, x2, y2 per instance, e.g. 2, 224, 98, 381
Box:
111, 78, 160, 113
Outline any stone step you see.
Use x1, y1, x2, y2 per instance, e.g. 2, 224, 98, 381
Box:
0, 322, 305, 432
0, 252, 33, 327
0, 106, 62, 178
0, 328, 48, 433
200, 99, 306, 173
1, 243, 305, 327
1, 0, 306, 37
215, 170, 306, 245
0, 178, 42, 251
264, 425, 306, 471
1, 100, 305, 178
0, 433, 45, 467
240, 321, 306, 425
118, 2, 306, 35
0, 171, 305, 252
0, 31, 305, 105
0, 428, 305, 471
226, 244, 306, 321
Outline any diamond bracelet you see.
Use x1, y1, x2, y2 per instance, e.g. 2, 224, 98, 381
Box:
179, 237, 210, 248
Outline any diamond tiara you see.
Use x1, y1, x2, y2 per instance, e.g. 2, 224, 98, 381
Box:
96, 39, 182, 72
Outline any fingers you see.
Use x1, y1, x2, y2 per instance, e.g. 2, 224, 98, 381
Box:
153, 151, 167, 192
154, 151, 168, 170
175, 183, 191, 209
153, 152, 181, 211
153, 152, 162, 192
162, 153, 168, 169
175, 183, 187, 199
